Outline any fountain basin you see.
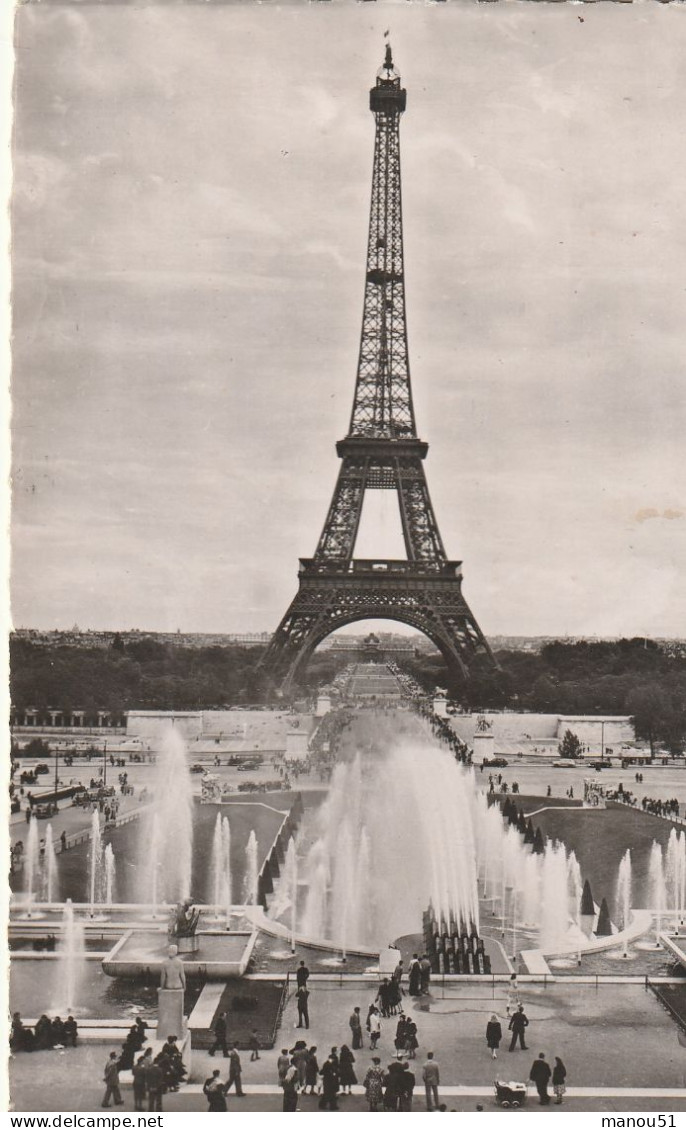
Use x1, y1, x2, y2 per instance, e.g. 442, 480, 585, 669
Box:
102, 928, 256, 980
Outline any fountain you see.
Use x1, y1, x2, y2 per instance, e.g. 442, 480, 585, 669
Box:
665, 829, 686, 931
616, 848, 633, 956
104, 843, 116, 905
648, 841, 666, 947
24, 816, 39, 917
53, 899, 87, 1015
89, 811, 104, 916
143, 726, 194, 905
244, 830, 259, 905
210, 813, 233, 924
284, 836, 298, 953
43, 823, 59, 904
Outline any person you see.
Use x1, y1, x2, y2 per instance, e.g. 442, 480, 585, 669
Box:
376, 978, 392, 1018
60, 830, 67, 852
134, 1017, 148, 1047
363, 1057, 385, 1112
399, 1061, 415, 1111
529, 1052, 552, 1105
249, 1029, 260, 1061
296, 985, 310, 1029
552, 1056, 567, 1104
225, 1044, 244, 1096
282, 1063, 300, 1112
132, 1054, 148, 1112
318, 1053, 340, 1110
305, 1046, 319, 1095
368, 1006, 381, 1050
296, 960, 310, 989
145, 1057, 165, 1112
394, 1014, 408, 1059
290, 1041, 309, 1088
160, 1035, 186, 1089
339, 1045, 357, 1094
486, 1014, 502, 1059
349, 1006, 363, 1049
277, 1048, 291, 1086
203, 1069, 228, 1111
51, 1015, 66, 1048
209, 1011, 228, 1058
419, 954, 432, 995
422, 1052, 440, 1111
408, 954, 421, 996
101, 1051, 124, 1108
10, 1013, 30, 1053
508, 1005, 529, 1051
404, 1015, 418, 1059
383, 1061, 404, 1110
505, 973, 520, 1017
34, 1014, 52, 1050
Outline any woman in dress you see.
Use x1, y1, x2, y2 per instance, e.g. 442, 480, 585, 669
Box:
486, 1014, 502, 1059
552, 1057, 567, 1105
363, 1057, 385, 1112
404, 1016, 418, 1060
339, 1045, 357, 1094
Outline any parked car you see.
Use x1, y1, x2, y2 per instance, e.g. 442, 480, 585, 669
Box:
35, 763, 50, 775
189, 763, 205, 774
237, 764, 256, 772
553, 760, 577, 768
34, 802, 58, 819
589, 759, 613, 770
483, 757, 508, 768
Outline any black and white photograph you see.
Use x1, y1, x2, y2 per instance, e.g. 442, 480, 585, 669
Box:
6, 0, 686, 1117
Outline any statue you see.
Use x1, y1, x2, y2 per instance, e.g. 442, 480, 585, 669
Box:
475, 715, 492, 734
160, 944, 186, 991
169, 900, 200, 940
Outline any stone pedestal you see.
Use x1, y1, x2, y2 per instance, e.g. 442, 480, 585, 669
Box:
432, 696, 448, 717
177, 934, 199, 954
286, 730, 309, 760
473, 733, 495, 763
316, 694, 331, 718
157, 989, 186, 1040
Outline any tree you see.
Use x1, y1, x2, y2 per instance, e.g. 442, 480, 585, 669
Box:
532, 827, 545, 855
580, 879, 595, 917
595, 897, 612, 937
557, 729, 583, 760
627, 685, 665, 757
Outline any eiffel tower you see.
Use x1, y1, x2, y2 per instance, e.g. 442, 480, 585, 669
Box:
261, 45, 497, 692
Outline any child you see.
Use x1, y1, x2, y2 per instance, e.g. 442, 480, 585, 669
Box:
249, 1030, 261, 1061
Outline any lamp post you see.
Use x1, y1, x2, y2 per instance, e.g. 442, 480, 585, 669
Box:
103, 740, 107, 788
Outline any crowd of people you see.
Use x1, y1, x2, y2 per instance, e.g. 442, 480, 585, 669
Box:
106, 1030, 188, 1111
10, 1011, 78, 1052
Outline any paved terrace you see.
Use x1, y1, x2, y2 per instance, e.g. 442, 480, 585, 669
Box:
10, 980, 686, 1112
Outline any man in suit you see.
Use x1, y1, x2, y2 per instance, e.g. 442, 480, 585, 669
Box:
225, 1045, 245, 1096
101, 1051, 124, 1108
508, 1005, 529, 1051
145, 1058, 165, 1112
296, 985, 310, 1029
529, 1053, 552, 1105
296, 960, 310, 989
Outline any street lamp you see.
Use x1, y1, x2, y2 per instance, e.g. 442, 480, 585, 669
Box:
103, 740, 108, 788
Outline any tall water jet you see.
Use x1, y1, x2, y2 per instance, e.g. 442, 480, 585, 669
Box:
244, 830, 259, 905
104, 843, 116, 904
24, 816, 39, 915
222, 816, 232, 925
285, 836, 298, 953
539, 842, 570, 952
89, 811, 103, 916
53, 899, 86, 1015
666, 829, 686, 930
648, 840, 666, 946
616, 849, 633, 955
210, 813, 233, 922
144, 727, 194, 905
43, 823, 59, 904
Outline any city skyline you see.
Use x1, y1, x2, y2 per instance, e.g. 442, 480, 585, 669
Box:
10, 3, 686, 638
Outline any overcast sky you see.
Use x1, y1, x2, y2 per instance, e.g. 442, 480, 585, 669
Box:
10, 0, 686, 638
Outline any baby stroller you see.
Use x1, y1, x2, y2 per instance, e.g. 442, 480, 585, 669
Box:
494, 1080, 528, 1108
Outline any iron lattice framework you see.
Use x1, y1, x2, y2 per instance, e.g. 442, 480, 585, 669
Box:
261, 46, 497, 691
